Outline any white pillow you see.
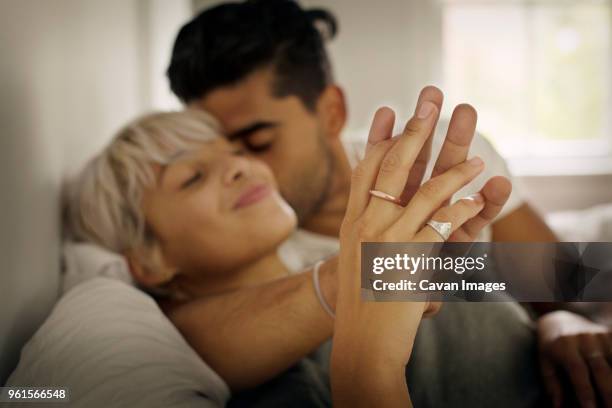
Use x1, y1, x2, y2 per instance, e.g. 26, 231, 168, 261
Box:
6, 277, 229, 408
61, 242, 135, 293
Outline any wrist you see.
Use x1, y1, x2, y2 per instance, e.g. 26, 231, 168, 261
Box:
318, 257, 338, 312
331, 354, 408, 407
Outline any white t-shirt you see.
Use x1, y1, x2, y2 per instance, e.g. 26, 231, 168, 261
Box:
278, 120, 524, 273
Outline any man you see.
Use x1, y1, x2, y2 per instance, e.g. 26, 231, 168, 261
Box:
167, 1, 612, 406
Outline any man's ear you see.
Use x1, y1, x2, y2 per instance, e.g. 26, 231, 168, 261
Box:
124, 245, 178, 289
317, 85, 347, 140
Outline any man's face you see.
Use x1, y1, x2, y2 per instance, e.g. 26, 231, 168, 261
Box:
193, 68, 334, 223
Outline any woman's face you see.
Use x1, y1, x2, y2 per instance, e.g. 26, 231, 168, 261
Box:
142, 137, 297, 278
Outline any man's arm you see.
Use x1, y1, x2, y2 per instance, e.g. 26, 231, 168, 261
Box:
493, 203, 612, 320
491, 202, 557, 242
161, 257, 337, 392
494, 203, 612, 407
492, 202, 558, 314
492, 203, 561, 316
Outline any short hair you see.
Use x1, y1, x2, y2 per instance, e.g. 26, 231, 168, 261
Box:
167, 0, 338, 111
65, 110, 220, 273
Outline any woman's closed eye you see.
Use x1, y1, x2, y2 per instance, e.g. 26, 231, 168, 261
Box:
181, 170, 203, 189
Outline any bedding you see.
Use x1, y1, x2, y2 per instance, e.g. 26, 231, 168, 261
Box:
61, 242, 134, 294
6, 277, 229, 408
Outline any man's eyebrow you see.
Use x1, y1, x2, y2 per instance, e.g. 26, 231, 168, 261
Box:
227, 121, 279, 141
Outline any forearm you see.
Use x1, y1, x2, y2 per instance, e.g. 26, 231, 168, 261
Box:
165, 257, 338, 391
530, 302, 612, 326
491, 203, 557, 243
330, 301, 424, 407
331, 358, 411, 408
491, 204, 589, 320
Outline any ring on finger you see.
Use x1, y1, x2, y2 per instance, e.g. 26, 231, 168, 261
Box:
426, 219, 453, 241
369, 189, 403, 206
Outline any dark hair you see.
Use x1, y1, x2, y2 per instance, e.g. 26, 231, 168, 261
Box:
167, 0, 337, 111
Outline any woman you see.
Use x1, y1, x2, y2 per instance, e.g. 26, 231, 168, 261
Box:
66, 103, 511, 406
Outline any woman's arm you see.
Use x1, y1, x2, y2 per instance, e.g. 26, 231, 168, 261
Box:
161, 257, 338, 392
330, 94, 511, 406
331, 303, 424, 407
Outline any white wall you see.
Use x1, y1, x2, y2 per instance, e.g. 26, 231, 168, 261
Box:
143, 0, 192, 111
0, 0, 190, 384
303, 0, 443, 139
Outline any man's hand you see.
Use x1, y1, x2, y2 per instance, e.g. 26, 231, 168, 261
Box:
537, 310, 612, 408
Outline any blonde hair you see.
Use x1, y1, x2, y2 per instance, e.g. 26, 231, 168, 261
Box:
65, 109, 220, 269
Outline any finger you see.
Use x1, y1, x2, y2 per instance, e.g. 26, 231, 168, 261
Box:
400, 86, 444, 204
602, 332, 612, 361
393, 157, 485, 236
602, 332, 612, 362
430, 104, 478, 207
587, 355, 612, 406
583, 334, 612, 406
539, 356, 563, 408
365, 106, 396, 153
345, 138, 397, 222
344, 107, 396, 221
365, 101, 439, 225
448, 176, 512, 242
410, 192, 485, 242
561, 349, 597, 408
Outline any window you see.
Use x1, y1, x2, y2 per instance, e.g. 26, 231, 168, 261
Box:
442, 0, 611, 175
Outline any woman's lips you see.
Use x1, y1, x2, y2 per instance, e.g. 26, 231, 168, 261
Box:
234, 184, 271, 209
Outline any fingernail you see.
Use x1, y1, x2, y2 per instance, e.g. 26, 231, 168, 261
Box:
467, 156, 483, 167
417, 101, 436, 119
461, 193, 484, 204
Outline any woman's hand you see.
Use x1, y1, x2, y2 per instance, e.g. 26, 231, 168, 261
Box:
330, 87, 512, 407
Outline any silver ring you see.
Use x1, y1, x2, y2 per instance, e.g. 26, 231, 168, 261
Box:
426, 220, 452, 241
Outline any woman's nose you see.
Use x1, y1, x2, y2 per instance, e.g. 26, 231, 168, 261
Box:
222, 155, 251, 185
